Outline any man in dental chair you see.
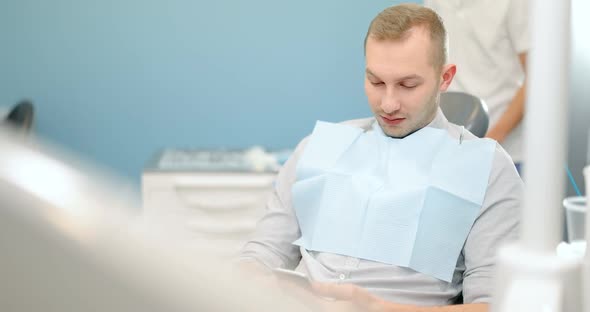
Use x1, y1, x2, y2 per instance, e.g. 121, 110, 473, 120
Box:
239, 4, 523, 312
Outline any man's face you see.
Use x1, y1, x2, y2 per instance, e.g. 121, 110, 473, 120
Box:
364, 26, 454, 138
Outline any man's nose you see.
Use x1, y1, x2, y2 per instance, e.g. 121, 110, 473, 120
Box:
381, 88, 401, 114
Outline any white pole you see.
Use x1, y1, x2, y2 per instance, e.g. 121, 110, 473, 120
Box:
584, 165, 590, 312
492, 2, 583, 311
521, 0, 571, 252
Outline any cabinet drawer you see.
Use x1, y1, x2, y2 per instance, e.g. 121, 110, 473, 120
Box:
141, 171, 277, 257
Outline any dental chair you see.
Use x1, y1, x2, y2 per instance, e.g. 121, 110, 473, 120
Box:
439, 92, 489, 138
439, 91, 490, 305
3, 100, 35, 134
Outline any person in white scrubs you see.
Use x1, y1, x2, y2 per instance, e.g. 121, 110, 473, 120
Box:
424, 0, 529, 173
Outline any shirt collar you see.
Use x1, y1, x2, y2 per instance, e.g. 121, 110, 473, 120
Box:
428, 107, 449, 130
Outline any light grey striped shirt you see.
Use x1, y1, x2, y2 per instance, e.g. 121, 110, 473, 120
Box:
239, 109, 522, 306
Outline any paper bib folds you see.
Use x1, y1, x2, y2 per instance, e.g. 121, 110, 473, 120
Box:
292, 121, 495, 282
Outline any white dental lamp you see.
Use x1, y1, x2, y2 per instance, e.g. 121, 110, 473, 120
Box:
492, 0, 589, 311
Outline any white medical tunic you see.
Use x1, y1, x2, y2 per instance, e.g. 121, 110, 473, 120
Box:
424, 0, 530, 162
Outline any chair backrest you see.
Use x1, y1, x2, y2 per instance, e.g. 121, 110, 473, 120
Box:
439, 91, 489, 138
4, 100, 34, 133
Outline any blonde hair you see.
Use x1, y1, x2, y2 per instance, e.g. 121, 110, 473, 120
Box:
364, 4, 447, 70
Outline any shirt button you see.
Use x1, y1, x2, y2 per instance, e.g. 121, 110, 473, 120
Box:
339, 274, 346, 280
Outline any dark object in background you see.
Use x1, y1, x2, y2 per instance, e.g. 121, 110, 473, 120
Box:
4, 100, 35, 133
440, 92, 489, 138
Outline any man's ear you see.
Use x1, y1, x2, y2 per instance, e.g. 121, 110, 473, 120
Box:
439, 64, 456, 92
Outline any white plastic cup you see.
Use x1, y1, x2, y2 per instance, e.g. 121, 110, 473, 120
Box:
563, 196, 586, 243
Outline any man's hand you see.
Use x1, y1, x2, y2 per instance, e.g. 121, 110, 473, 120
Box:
310, 283, 489, 312
311, 282, 419, 312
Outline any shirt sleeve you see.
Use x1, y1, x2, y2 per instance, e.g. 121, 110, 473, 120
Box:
237, 138, 309, 270
461, 143, 524, 303
507, 0, 530, 54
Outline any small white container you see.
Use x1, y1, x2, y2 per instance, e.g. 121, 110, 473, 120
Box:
563, 196, 586, 243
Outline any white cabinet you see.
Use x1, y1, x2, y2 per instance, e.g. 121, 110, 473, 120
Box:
141, 150, 278, 258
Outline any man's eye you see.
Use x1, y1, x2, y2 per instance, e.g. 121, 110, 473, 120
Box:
370, 81, 384, 86
400, 83, 417, 89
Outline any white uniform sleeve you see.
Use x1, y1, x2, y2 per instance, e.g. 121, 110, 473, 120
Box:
507, 0, 530, 54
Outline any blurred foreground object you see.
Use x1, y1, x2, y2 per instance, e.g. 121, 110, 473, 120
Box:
490, 1, 587, 312
0, 127, 310, 311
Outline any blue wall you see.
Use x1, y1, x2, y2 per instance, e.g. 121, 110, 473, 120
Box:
1, 0, 420, 181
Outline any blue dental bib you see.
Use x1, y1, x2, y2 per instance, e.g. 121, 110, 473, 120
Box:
291, 121, 495, 282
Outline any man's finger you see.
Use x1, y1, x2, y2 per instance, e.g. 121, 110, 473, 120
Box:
311, 282, 357, 300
